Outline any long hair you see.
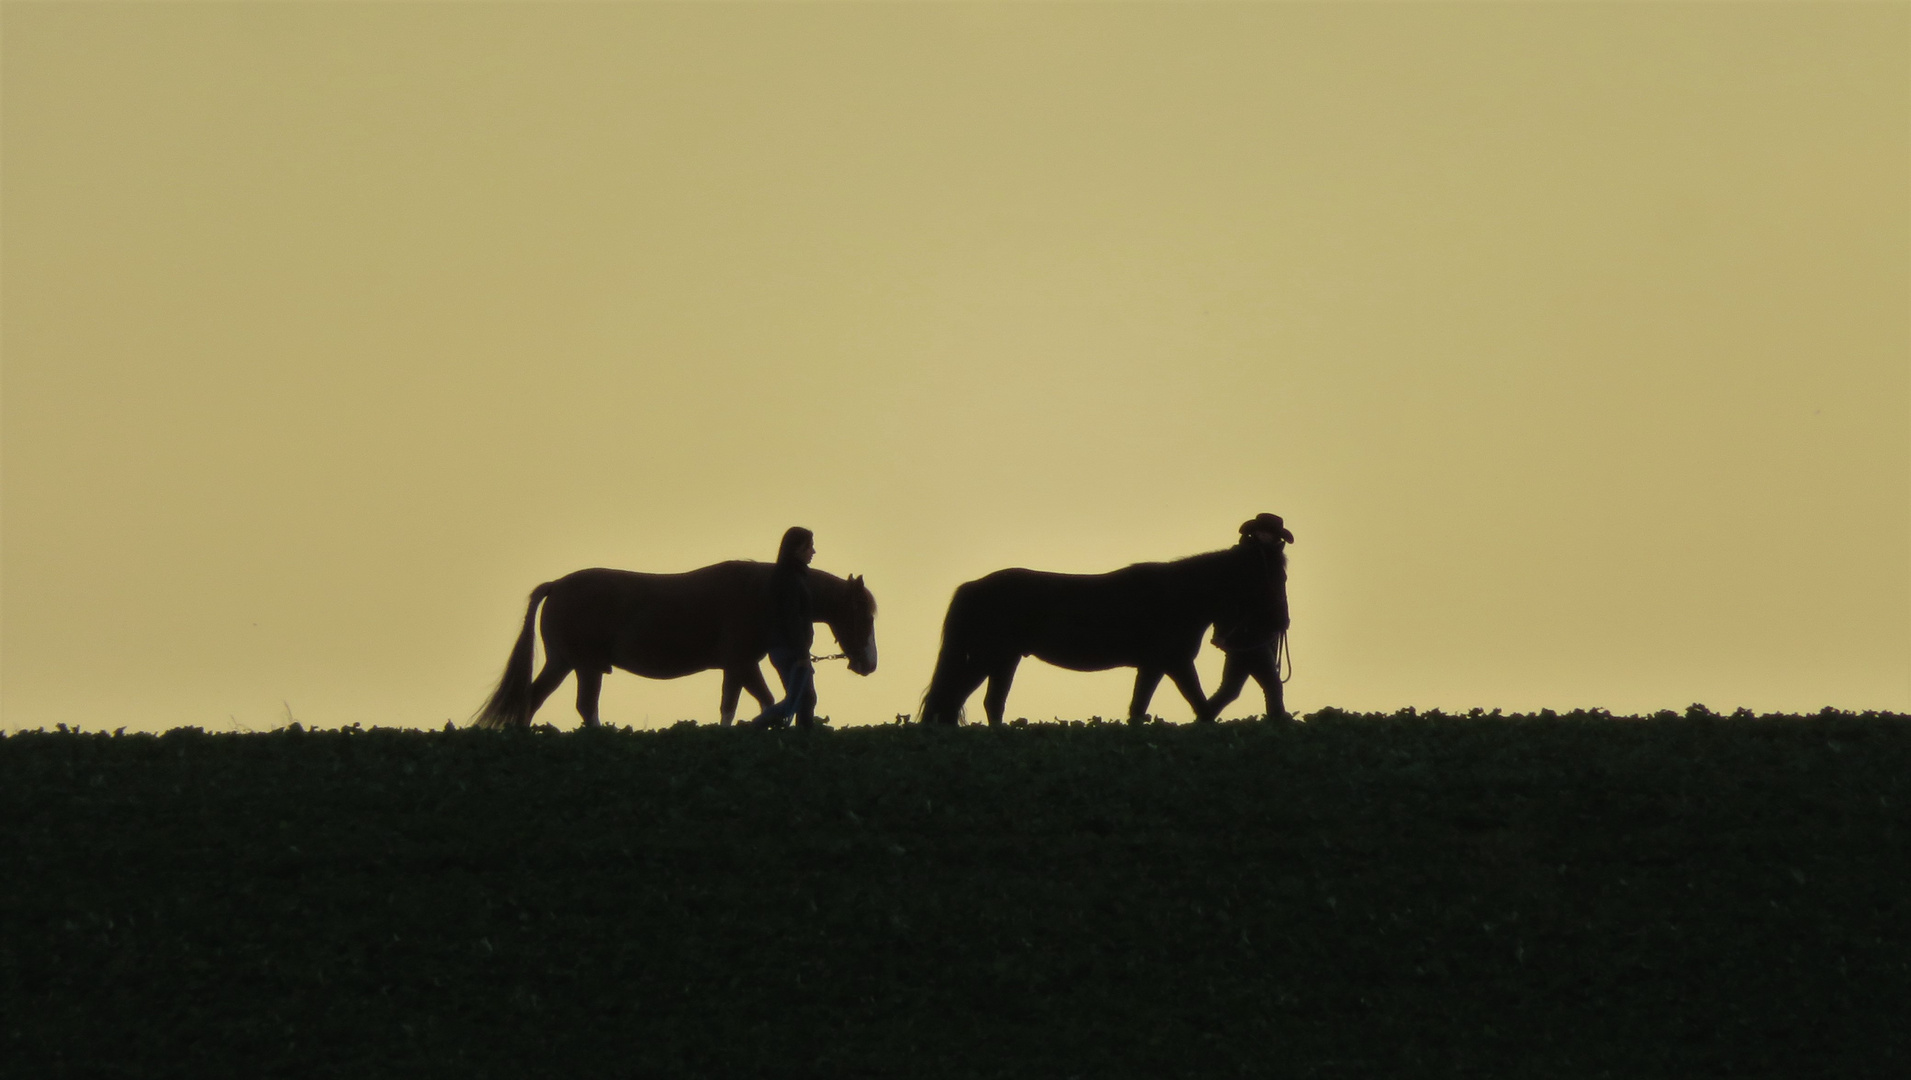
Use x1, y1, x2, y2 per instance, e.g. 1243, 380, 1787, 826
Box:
470, 582, 552, 730
775, 526, 814, 566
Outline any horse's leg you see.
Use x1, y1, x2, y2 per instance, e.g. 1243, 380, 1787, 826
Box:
574, 667, 604, 728
792, 660, 819, 729
1206, 651, 1251, 719
981, 656, 1020, 727
921, 655, 982, 725
1165, 661, 1214, 724
922, 664, 982, 725
1127, 668, 1165, 724
718, 669, 745, 727
739, 664, 780, 728
741, 665, 776, 712
523, 662, 572, 728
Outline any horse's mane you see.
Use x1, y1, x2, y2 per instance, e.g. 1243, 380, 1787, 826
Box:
787, 563, 877, 613
1152, 544, 1283, 617
1132, 544, 1266, 579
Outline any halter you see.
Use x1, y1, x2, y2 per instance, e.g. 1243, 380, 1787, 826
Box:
809, 573, 872, 665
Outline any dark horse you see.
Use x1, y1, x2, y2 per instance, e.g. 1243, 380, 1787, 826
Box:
473, 562, 877, 729
918, 543, 1282, 726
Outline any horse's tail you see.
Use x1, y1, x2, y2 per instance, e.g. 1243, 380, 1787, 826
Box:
470, 582, 553, 730
917, 582, 983, 725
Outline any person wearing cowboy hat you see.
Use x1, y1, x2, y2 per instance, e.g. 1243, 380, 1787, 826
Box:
1206, 513, 1294, 721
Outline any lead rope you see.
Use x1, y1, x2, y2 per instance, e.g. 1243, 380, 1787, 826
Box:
809, 652, 847, 663
1260, 541, 1294, 687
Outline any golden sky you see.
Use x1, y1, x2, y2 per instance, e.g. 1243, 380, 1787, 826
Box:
4, 2, 1906, 732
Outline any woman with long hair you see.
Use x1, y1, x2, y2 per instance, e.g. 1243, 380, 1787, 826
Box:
748, 526, 819, 728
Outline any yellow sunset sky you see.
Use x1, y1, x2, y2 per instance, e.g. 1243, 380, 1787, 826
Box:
3, 2, 1906, 732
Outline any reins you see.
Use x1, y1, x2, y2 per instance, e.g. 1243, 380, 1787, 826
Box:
1249, 540, 1294, 686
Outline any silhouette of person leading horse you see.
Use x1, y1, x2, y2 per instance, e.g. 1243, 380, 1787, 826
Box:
918, 514, 1294, 726
1204, 513, 1294, 722
747, 526, 822, 729
472, 528, 877, 730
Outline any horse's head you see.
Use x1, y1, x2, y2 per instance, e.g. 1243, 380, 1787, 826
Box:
827, 574, 879, 676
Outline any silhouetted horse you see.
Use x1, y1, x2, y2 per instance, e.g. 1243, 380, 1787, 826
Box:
917, 543, 1282, 726
473, 563, 877, 729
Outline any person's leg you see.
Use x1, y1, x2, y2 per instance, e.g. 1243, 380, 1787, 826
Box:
750, 648, 809, 728
789, 659, 820, 727
1244, 645, 1286, 720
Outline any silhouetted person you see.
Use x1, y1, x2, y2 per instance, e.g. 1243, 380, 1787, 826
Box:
1206, 513, 1293, 721
749, 526, 819, 729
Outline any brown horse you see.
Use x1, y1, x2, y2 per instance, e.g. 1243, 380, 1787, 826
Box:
472, 562, 877, 729
917, 543, 1280, 726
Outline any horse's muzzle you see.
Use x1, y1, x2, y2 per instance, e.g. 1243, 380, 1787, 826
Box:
849, 642, 878, 676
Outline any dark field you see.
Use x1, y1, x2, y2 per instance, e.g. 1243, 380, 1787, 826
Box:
5, 710, 1909, 1079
